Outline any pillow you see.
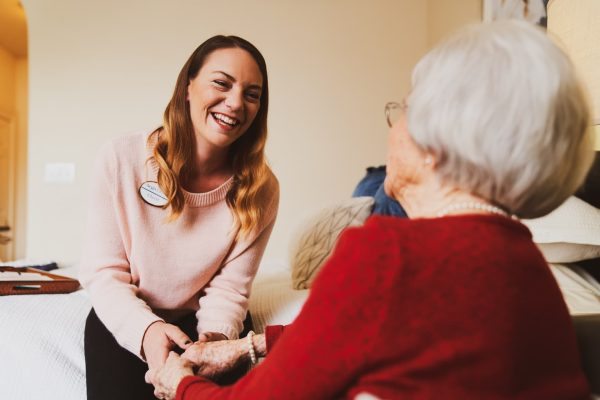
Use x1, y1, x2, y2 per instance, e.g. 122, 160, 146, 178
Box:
249, 268, 310, 334
522, 196, 600, 263
548, 263, 600, 316
290, 197, 375, 289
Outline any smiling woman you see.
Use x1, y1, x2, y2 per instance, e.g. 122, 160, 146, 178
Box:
78, 35, 279, 400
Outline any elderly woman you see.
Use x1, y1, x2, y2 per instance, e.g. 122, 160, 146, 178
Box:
148, 20, 594, 400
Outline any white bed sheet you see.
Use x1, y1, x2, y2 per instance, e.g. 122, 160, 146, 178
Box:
0, 286, 91, 400
0, 262, 307, 400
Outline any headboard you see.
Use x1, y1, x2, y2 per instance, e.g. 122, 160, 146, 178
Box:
576, 152, 600, 208
576, 151, 600, 278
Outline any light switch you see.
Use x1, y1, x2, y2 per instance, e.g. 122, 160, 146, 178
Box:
44, 163, 75, 183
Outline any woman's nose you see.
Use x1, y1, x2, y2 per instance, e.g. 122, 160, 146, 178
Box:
224, 90, 244, 111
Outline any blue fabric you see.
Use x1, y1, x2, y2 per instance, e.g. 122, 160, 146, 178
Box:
352, 166, 407, 218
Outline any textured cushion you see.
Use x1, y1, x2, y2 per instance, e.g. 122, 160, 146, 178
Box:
290, 197, 374, 289
522, 197, 600, 263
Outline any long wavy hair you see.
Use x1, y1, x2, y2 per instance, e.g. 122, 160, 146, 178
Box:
150, 35, 271, 239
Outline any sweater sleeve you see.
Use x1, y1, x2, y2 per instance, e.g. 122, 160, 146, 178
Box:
195, 175, 280, 340
78, 143, 163, 359
176, 225, 387, 399
265, 325, 286, 353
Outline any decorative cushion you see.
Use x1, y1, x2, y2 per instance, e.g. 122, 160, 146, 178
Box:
290, 197, 374, 289
522, 196, 600, 263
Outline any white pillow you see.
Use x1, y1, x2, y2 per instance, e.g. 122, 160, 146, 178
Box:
249, 269, 309, 334
522, 196, 600, 263
290, 197, 374, 289
549, 263, 600, 316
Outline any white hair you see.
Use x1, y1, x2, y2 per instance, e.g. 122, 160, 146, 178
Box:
407, 20, 595, 218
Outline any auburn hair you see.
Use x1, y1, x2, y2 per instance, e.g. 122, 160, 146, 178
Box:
150, 35, 271, 239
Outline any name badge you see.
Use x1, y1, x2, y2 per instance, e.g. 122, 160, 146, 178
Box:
139, 181, 168, 207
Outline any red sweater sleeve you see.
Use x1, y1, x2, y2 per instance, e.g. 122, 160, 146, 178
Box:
265, 325, 286, 353
175, 227, 384, 399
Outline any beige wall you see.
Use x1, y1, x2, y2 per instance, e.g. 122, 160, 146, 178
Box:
428, 0, 482, 47
22, 0, 481, 266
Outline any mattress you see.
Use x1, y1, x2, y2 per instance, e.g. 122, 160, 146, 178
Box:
0, 263, 307, 400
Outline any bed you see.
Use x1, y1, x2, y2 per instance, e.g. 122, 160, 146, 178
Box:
0, 261, 307, 400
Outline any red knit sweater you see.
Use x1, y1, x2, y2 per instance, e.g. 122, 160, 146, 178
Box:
177, 215, 589, 399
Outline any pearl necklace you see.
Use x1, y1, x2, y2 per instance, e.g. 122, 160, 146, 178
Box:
436, 202, 509, 218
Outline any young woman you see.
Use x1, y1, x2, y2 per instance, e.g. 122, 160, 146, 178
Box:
79, 35, 279, 400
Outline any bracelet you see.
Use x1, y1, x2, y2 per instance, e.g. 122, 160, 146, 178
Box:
247, 330, 257, 365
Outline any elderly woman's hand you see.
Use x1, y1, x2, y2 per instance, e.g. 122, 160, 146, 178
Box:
180, 333, 267, 378
196, 331, 228, 343
180, 338, 247, 378
146, 352, 193, 400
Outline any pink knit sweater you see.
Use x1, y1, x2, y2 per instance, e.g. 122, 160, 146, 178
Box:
79, 131, 279, 358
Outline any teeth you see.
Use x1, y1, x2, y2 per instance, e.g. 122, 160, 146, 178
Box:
213, 113, 238, 126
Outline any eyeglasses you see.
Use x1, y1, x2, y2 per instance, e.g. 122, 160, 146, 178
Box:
385, 101, 407, 128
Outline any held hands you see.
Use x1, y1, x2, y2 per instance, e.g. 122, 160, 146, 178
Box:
179, 333, 266, 378
146, 352, 193, 400
141, 321, 193, 371
146, 331, 267, 398
145, 332, 234, 399
180, 338, 247, 378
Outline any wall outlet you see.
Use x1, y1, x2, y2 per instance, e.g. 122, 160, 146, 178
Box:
44, 163, 75, 183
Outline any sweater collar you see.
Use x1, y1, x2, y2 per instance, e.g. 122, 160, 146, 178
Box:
145, 129, 233, 208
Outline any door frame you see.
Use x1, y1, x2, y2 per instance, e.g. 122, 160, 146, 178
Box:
0, 110, 17, 261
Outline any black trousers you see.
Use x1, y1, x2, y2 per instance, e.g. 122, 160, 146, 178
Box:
84, 308, 253, 400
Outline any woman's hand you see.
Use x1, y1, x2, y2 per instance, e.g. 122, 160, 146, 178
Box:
180, 339, 247, 378
196, 331, 228, 343
146, 352, 193, 400
180, 333, 266, 378
142, 321, 193, 371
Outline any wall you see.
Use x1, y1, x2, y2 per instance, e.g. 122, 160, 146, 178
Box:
22, 0, 431, 266
428, 0, 482, 47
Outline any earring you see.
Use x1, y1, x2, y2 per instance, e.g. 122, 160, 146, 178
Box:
424, 156, 433, 166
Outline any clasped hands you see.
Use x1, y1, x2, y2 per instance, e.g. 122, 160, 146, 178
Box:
142, 321, 246, 400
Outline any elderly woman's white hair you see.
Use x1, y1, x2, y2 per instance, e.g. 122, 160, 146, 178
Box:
407, 20, 595, 218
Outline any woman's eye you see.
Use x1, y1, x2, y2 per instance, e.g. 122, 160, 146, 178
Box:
213, 80, 229, 88
245, 92, 260, 101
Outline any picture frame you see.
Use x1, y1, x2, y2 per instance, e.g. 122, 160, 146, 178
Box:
483, 0, 549, 27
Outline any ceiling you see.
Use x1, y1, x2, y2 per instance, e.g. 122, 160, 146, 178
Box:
0, 0, 27, 57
